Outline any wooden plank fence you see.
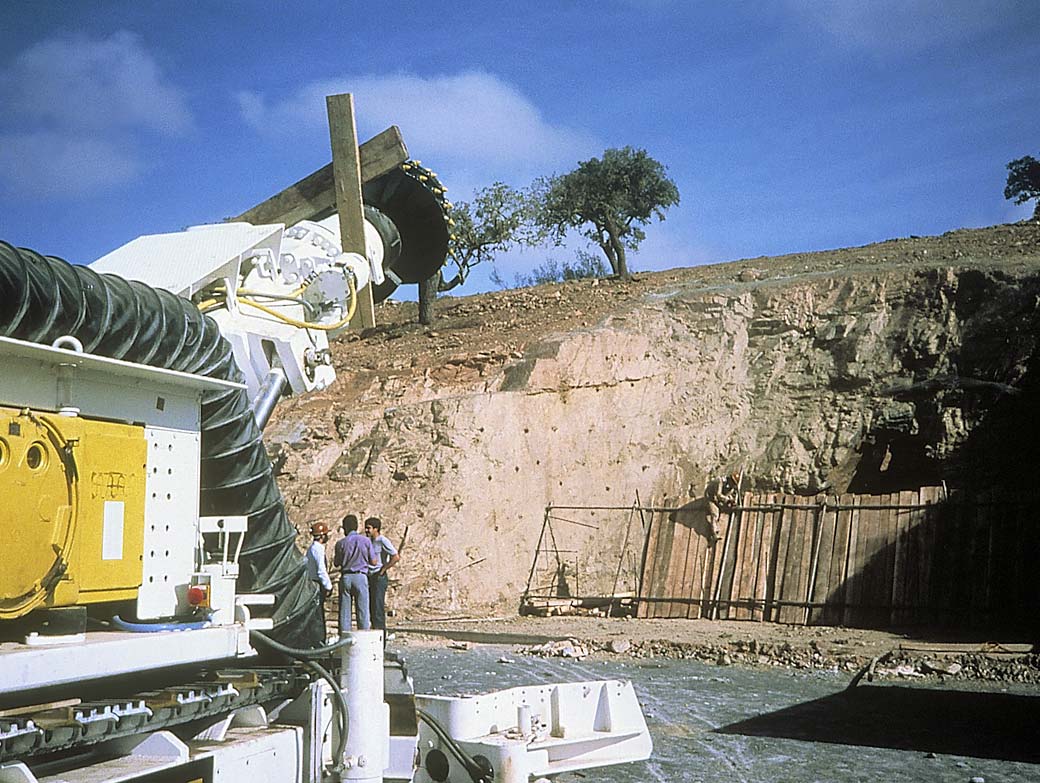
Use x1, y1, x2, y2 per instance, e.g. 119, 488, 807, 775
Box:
636, 487, 1035, 628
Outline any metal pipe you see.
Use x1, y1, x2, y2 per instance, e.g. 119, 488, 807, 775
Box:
339, 630, 385, 782
251, 367, 288, 430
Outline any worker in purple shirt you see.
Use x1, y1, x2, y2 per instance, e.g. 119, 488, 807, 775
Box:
333, 514, 378, 634
364, 517, 400, 633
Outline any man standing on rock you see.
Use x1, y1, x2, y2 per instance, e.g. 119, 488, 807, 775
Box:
364, 517, 400, 635
334, 514, 378, 634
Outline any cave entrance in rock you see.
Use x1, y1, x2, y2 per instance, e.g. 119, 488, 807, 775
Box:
846, 430, 944, 495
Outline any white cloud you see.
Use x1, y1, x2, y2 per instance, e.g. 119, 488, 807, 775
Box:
1, 31, 192, 134
786, 0, 1020, 53
0, 132, 140, 198
237, 71, 599, 180
0, 31, 191, 198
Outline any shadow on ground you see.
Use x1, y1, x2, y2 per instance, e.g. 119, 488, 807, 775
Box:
718, 683, 1040, 763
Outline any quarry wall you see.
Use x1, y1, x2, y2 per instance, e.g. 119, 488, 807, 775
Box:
270, 257, 1040, 618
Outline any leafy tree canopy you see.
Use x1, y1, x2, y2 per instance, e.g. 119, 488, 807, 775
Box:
418, 182, 535, 324
439, 182, 535, 292
535, 146, 679, 280
1005, 155, 1040, 217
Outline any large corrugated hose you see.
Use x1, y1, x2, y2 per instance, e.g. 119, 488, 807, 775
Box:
0, 240, 324, 648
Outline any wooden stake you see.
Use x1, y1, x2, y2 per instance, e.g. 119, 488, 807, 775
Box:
710, 508, 735, 620
803, 501, 824, 625
608, 502, 637, 616
326, 93, 376, 330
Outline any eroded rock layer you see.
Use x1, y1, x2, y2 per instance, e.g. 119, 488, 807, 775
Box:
269, 222, 1040, 616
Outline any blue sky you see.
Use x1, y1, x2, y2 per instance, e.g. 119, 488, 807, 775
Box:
0, 1, 1037, 295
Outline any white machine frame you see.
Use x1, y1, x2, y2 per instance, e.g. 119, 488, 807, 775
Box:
0, 336, 245, 619
2, 96, 655, 780
90, 217, 380, 403
0, 311, 653, 783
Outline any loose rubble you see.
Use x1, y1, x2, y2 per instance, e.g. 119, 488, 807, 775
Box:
517, 640, 591, 659
512, 635, 1040, 684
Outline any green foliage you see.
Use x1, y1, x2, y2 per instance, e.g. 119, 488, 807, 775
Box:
560, 250, 610, 281
439, 182, 537, 292
1005, 155, 1040, 216
493, 250, 609, 289
534, 146, 680, 279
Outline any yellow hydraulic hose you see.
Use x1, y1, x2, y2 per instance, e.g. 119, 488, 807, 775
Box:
237, 286, 306, 299
196, 284, 306, 311
238, 274, 357, 331
194, 278, 357, 330
197, 298, 221, 312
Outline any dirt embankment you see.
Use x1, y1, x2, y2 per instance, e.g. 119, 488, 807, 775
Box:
328, 220, 1040, 381
270, 220, 1040, 628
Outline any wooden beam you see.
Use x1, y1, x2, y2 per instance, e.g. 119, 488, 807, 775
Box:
231, 125, 408, 226
326, 93, 376, 329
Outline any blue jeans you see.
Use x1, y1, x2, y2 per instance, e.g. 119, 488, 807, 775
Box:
368, 572, 388, 631
339, 572, 370, 631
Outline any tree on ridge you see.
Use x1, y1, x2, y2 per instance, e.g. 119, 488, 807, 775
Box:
533, 147, 680, 280
1005, 154, 1040, 218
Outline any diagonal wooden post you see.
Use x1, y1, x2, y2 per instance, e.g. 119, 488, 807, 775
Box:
522, 508, 552, 611
326, 93, 376, 330
607, 502, 637, 617
231, 126, 408, 226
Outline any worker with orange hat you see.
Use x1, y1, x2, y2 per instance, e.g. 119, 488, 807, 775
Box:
305, 522, 333, 635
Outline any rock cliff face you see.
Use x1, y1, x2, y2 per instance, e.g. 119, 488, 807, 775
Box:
269, 222, 1040, 617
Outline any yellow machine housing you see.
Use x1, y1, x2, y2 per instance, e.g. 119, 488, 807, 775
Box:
0, 405, 147, 619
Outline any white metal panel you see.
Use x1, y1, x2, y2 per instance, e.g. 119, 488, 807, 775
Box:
414, 680, 652, 783
33, 756, 185, 783
0, 336, 237, 393
211, 308, 334, 400
90, 223, 284, 298
198, 727, 303, 783
0, 336, 241, 431
0, 763, 35, 783
0, 627, 249, 695
137, 427, 202, 619
102, 501, 126, 561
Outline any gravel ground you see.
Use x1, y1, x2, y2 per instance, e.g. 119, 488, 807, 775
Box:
398, 642, 1040, 783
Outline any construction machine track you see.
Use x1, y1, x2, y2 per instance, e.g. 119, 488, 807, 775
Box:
0, 667, 308, 762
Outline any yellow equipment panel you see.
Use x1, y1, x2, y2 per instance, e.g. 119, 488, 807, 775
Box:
0, 406, 147, 619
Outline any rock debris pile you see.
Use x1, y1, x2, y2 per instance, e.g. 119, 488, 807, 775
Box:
513, 636, 1040, 684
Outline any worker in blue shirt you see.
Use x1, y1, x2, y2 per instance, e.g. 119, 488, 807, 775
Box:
305, 522, 333, 634
364, 517, 400, 634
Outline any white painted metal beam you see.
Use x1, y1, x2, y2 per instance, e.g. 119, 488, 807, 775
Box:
0, 627, 252, 697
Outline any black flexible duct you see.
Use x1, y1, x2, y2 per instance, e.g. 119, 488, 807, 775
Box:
0, 241, 324, 648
